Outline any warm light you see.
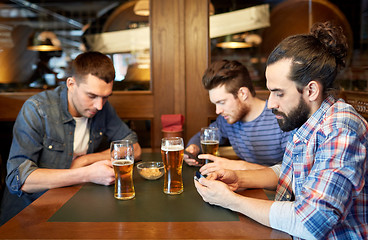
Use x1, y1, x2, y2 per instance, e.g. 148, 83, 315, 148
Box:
27, 31, 62, 52
216, 41, 252, 49
134, 0, 149, 16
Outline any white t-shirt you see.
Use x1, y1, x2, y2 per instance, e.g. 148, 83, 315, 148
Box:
73, 117, 90, 160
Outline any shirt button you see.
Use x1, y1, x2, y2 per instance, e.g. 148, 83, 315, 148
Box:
69, 132, 73, 135
99, 132, 103, 136
286, 194, 290, 199
48, 145, 53, 149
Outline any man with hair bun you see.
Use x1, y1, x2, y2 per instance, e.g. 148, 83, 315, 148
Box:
195, 22, 368, 239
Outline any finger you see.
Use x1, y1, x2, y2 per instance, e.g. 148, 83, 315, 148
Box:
184, 159, 198, 166
206, 172, 218, 180
198, 154, 220, 162
198, 176, 211, 187
200, 164, 219, 176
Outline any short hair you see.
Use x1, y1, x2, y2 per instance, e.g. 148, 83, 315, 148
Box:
202, 60, 255, 97
266, 21, 348, 95
71, 51, 115, 84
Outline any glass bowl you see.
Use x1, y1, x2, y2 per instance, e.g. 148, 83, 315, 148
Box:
136, 161, 164, 180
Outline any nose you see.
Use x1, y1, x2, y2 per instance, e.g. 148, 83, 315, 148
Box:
216, 105, 223, 115
94, 97, 104, 111
267, 93, 277, 110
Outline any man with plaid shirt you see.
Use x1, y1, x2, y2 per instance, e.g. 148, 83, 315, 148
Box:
195, 21, 368, 239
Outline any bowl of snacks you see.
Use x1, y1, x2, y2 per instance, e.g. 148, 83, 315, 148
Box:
136, 161, 164, 180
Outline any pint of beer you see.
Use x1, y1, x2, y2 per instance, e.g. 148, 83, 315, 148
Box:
161, 137, 184, 195
200, 127, 219, 164
110, 140, 135, 200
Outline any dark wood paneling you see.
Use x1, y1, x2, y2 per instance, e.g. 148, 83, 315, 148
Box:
151, 0, 197, 148
184, 0, 211, 142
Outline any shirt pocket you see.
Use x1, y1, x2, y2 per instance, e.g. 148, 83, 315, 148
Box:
43, 137, 65, 152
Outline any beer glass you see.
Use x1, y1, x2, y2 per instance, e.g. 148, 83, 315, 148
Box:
200, 127, 219, 164
161, 137, 184, 195
110, 139, 135, 200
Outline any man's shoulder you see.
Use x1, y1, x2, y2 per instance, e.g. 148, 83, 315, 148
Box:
323, 99, 368, 133
27, 85, 65, 105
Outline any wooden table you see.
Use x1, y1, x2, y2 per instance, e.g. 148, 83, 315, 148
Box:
0, 152, 291, 239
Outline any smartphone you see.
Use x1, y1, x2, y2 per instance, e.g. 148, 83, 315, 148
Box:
184, 150, 202, 164
194, 170, 205, 181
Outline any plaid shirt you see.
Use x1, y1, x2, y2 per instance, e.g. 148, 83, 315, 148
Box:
276, 96, 368, 239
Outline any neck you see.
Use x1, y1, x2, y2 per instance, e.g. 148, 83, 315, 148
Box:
242, 97, 266, 122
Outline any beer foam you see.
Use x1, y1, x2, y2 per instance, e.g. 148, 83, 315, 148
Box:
161, 145, 184, 151
112, 159, 134, 166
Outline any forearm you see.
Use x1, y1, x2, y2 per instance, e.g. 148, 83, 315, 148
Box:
71, 150, 110, 168
239, 161, 268, 170
236, 167, 279, 189
21, 168, 90, 193
227, 192, 273, 227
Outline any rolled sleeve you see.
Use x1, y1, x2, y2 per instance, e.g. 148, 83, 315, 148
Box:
7, 159, 38, 196
270, 201, 316, 239
122, 131, 139, 143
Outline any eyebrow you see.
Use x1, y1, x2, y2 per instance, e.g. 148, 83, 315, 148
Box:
214, 98, 226, 104
269, 88, 283, 92
87, 91, 113, 98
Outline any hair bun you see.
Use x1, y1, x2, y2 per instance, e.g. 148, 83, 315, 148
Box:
310, 21, 348, 69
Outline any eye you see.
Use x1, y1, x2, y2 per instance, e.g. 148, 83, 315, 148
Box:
87, 94, 97, 99
276, 92, 284, 97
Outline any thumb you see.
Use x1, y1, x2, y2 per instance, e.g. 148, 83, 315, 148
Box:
198, 176, 211, 187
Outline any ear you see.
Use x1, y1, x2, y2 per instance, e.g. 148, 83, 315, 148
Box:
303, 80, 321, 102
66, 77, 76, 89
237, 87, 249, 101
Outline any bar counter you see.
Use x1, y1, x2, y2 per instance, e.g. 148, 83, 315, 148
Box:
0, 151, 291, 239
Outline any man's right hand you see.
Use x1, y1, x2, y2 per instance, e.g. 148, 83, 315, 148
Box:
184, 144, 201, 166
86, 160, 115, 186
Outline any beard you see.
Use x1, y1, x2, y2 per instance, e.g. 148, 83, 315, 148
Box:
225, 101, 250, 124
272, 96, 310, 132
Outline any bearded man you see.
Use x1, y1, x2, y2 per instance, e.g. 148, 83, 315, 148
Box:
184, 60, 289, 170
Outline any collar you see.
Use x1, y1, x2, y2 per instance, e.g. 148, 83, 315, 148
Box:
293, 95, 337, 143
59, 84, 74, 123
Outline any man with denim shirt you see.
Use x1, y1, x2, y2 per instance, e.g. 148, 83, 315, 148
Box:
195, 22, 368, 239
0, 51, 142, 225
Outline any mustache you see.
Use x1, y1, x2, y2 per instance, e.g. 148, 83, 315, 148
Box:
272, 109, 286, 117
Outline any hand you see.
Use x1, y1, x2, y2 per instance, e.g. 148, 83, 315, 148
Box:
194, 176, 239, 208
202, 168, 240, 191
184, 144, 201, 166
85, 160, 115, 186
198, 154, 266, 171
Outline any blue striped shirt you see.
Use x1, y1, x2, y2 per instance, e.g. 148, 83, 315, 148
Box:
188, 102, 290, 166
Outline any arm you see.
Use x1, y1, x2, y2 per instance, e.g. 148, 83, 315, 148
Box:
198, 154, 268, 171
71, 142, 141, 168
21, 160, 115, 193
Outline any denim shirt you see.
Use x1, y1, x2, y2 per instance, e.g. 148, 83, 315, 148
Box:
6, 85, 137, 197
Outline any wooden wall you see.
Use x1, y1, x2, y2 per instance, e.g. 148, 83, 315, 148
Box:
151, 0, 211, 149
0, 0, 213, 150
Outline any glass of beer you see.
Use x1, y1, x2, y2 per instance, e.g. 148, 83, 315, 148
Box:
200, 127, 219, 164
161, 137, 184, 195
110, 139, 135, 200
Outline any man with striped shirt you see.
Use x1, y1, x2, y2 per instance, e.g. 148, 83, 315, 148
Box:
185, 60, 290, 170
